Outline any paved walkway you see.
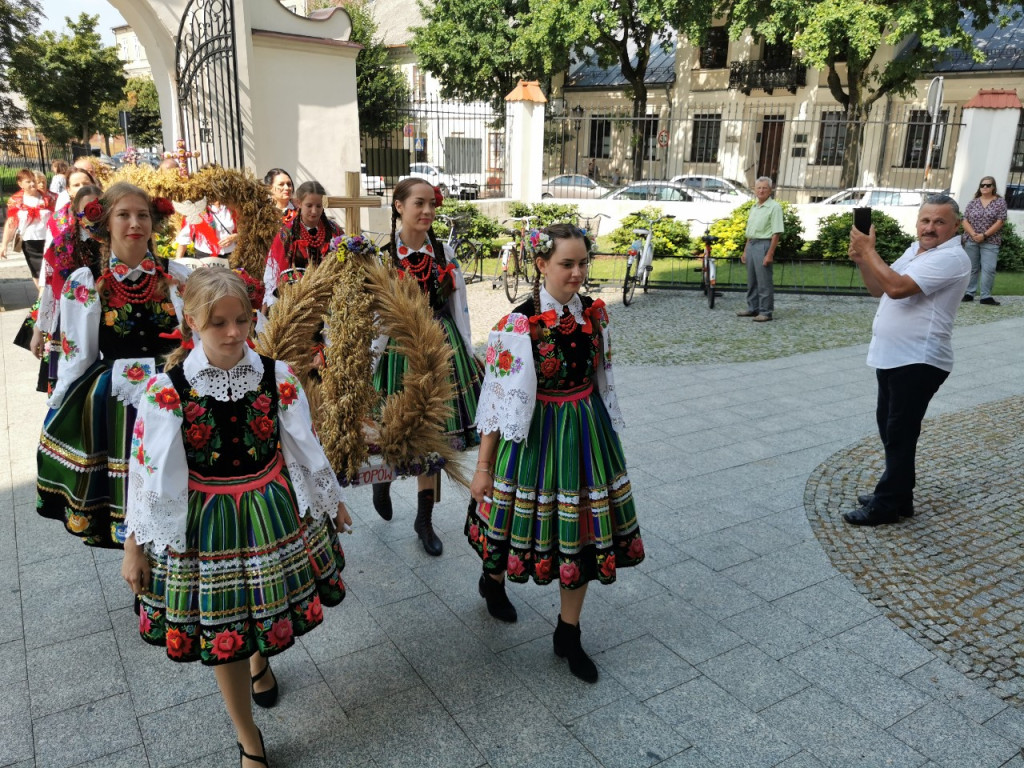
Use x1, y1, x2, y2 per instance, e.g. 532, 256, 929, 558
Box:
2, 257, 1024, 767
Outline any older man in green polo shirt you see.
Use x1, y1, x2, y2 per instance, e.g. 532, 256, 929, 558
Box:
738, 177, 784, 322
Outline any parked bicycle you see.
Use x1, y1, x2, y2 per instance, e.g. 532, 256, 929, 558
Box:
498, 215, 538, 302
621, 212, 674, 306
437, 214, 483, 282
577, 213, 608, 294
689, 219, 720, 309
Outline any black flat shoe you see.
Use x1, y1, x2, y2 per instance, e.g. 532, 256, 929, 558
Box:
478, 573, 517, 623
251, 659, 278, 708
961, 294, 974, 302
238, 728, 269, 766
979, 297, 1001, 306
842, 504, 899, 527
856, 494, 914, 516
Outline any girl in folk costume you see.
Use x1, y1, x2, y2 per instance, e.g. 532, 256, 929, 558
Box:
372, 178, 482, 556
52, 166, 97, 213
122, 268, 351, 768
262, 180, 342, 315
1, 168, 56, 279
22, 185, 104, 393
37, 182, 190, 547
467, 224, 644, 683
174, 199, 239, 263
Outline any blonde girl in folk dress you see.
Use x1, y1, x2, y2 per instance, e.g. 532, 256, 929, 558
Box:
122, 268, 351, 768
371, 178, 482, 556
37, 182, 190, 547
467, 224, 644, 682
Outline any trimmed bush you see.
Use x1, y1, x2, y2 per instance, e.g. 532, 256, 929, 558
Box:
608, 206, 692, 259
433, 199, 503, 255
506, 201, 581, 228
708, 200, 804, 260
806, 210, 913, 263
996, 221, 1024, 272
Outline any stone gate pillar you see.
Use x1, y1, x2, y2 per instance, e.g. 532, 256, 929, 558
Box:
505, 81, 547, 201
949, 89, 1022, 205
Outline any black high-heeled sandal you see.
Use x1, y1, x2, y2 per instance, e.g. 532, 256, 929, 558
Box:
250, 659, 278, 708
237, 728, 269, 766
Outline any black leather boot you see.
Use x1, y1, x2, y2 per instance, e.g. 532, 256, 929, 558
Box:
414, 489, 442, 556
553, 615, 598, 683
478, 573, 517, 623
372, 482, 393, 521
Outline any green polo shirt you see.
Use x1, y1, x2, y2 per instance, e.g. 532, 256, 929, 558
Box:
745, 197, 784, 240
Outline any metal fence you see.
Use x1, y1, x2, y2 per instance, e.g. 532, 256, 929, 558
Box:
0, 140, 79, 194
360, 98, 509, 199
545, 100, 967, 201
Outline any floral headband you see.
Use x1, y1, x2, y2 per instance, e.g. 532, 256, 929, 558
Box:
331, 234, 379, 263
576, 226, 599, 255
527, 229, 554, 255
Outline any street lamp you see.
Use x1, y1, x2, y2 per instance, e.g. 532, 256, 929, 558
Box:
572, 105, 584, 175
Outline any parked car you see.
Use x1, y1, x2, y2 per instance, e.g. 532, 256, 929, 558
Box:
400, 162, 479, 200
669, 174, 754, 203
820, 187, 945, 207
540, 174, 611, 199
361, 163, 385, 196
601, 181, 713, 202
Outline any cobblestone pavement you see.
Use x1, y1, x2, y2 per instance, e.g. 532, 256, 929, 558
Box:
806, 395, 1024, 707
4, 254, 1024, 767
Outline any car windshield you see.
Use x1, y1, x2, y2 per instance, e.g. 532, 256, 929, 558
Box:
727, 179, 753, 195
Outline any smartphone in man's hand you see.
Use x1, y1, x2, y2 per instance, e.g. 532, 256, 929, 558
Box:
853, 207, 872, 235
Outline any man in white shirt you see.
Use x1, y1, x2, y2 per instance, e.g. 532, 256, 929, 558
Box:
843, 195, 971, 526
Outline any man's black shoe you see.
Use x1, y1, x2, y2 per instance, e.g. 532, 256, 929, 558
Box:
962, 294, 974, 302
856, 494, 914, 517
842, 504, 900, 527
979, 297, 1001, 306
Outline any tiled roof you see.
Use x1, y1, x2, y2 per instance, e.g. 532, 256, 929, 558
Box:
931, 10, 1024, 72
963, 89, 1022, 108
565, 40, 676, 88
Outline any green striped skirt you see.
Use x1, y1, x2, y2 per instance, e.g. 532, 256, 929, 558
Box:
465, 384, 645, 589
137, 455, 346, 664
373, 310, 482, 451
37, 361, 134, 548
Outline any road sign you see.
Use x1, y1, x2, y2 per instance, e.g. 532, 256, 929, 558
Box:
414, 138, 424, 151
657, 128, 669, 148
403, 124, 415, 138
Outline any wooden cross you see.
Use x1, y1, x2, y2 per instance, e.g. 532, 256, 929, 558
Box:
324, 171, 383, 235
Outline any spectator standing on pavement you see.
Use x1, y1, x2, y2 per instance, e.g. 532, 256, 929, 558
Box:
843, 195, 971, 526
121, 267, 351, 768
49, 160, 70, 196
961, 175, 1006, 306
467, 224, 645, 683
1, 168, 55, 279
738, 177, 783, 322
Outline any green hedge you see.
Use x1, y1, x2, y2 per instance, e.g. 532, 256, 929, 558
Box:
806, 210, 913, 263
608, 206, 692, 258
995, 221, 1024, 272
433, 199, 505, 256
708, 200, 804, 260
506, 201, 581, 228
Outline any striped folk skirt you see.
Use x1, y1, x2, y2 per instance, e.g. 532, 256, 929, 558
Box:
137, 455, 346, 664
37, 361, 134, 548
372, 311, 482, 452
465, 384, 645, 589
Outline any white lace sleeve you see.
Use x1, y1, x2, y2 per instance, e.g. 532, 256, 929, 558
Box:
275, 361, 344, 521
48, 267, 100, 409
475, 313, 536, 443
125, 374, 190, 554
37, 283, 57, 335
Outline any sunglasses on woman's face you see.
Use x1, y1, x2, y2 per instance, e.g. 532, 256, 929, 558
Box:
980, 183, 994, 188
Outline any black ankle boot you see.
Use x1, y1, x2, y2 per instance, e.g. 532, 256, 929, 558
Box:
414, 489, 443, 556
553, 615, 598, 683
372, 482, 393, 521
478, 573, 517, 623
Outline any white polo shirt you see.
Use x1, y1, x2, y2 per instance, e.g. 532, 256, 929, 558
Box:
866, 236, 971, 372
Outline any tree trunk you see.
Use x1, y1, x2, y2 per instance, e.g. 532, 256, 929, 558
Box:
630, 82, 649, 182
840, 110, 864, 189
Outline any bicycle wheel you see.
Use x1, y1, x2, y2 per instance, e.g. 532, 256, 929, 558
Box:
504, 253, 521, 302
459, 241, 479, 283
520, 246, 533, 286
622, 261, 637, 306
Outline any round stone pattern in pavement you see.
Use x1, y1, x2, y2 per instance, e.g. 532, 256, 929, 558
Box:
805, 395, 1024, 706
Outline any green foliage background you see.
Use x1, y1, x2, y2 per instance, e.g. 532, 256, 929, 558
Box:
709, 201, 804, 260
609, 207, 692, 258
806, 210, 913, 263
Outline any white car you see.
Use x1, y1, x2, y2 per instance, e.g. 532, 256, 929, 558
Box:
820, 187, 945, 207
400, 162, 479, 200
361, 163, 385, 196
602, 181, 713, 202
540, 174, 611, 199
670, 175, 754, 203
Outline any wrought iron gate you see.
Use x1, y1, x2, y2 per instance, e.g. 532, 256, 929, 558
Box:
176, 0, 244, 169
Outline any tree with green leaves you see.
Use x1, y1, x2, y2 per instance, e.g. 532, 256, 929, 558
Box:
98, 77, 163, 149
411, 0, 541, 116
0, 0, 41, 148
10, 13, 126, 145
723, 0, 1018, 187
517, 0, 716, 181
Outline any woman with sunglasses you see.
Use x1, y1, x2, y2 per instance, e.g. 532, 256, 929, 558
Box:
961, 176, 1007, 306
